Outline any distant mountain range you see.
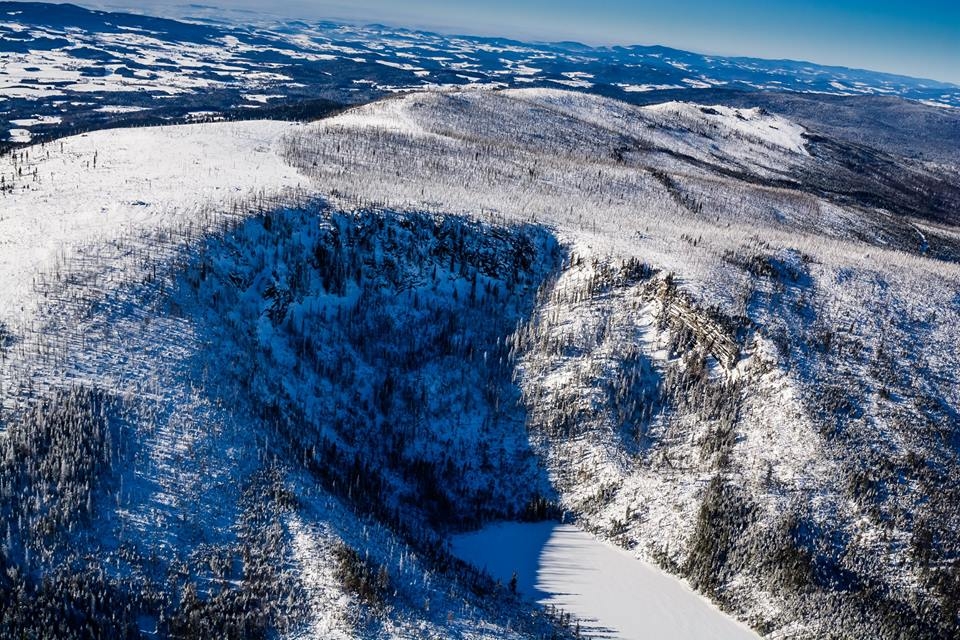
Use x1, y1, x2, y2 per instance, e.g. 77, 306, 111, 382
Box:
2, 1, 958, 151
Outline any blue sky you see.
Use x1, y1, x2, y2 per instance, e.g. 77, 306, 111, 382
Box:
88, 0, 960, 84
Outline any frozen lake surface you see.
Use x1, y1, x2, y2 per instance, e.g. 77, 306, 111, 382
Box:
452, 522, 760, 640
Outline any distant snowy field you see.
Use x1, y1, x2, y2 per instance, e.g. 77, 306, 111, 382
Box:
453, 522, 760, 640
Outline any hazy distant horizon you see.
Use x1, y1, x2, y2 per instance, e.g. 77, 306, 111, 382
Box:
46, 0, 960, 86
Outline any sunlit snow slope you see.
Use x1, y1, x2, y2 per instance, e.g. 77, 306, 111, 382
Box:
286, 88, 960, 639
0, 119, 306, 330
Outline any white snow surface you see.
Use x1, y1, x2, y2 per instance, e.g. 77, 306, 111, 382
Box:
7, 127, 31, 142
0, 119, 307, 331
453, 522, 760, 640
641, 101, 810, 154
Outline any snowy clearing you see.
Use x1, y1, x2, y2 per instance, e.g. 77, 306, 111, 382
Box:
0, 119, 307, 331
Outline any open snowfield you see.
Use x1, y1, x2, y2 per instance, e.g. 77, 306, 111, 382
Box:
453, 522, 760, 640
0, 118, 306, 331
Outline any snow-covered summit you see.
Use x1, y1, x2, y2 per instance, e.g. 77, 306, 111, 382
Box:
641, 101, 809, 154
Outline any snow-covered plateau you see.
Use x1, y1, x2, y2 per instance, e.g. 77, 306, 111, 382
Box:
0, 86, 958, 640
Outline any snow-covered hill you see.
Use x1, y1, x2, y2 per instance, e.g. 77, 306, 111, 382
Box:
284, 88, 960, 638
0, 109, 590, 638
1, 87, 958, 639
3, 1, 960, 157
0, 119, 306, 330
